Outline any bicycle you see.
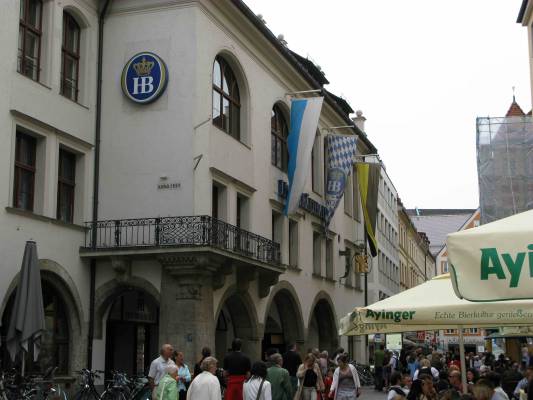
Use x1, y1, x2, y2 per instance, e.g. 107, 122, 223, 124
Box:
351, 362, 375, 386
125, 376, 150, 400
100, 371, 129, 400
73, 369, 104, 400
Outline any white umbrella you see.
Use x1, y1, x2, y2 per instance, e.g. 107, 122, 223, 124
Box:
6, 241, 46, 376
447, 209, 533, 302
340, 274, 533, 392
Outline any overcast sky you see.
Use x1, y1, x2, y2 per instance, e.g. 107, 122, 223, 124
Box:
245, 0, 531, 209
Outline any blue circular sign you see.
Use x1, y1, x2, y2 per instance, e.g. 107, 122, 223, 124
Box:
121, 52, 168, 104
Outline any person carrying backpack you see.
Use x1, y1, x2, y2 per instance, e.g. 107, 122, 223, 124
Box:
388, 372, 408, 400
413, 359, 439, 381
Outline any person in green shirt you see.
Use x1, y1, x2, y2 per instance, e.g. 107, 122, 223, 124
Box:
267, 353, 293, 400
156, 365, 179, 400
374, 344, 385, 391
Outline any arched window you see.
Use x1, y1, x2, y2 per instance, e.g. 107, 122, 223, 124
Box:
18, 0, 43, 81
61, 11, 81, 101
212, 56, 241, 140
271, 105, 288, 171
1, 281, 70, 375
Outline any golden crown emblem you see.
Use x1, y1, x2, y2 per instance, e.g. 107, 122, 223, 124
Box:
133, 57, 155, 76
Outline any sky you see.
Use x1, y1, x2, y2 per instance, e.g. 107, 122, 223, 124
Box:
244, 0, 531, 209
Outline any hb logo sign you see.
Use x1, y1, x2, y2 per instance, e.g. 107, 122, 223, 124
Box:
121, 52, 169, 104
326, 168, 346, 196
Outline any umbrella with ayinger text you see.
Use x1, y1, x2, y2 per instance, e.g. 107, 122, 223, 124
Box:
6, 241, 46, 376
339, 274, 533, 393
340, 274, 533, 335
447, 209, 533, 302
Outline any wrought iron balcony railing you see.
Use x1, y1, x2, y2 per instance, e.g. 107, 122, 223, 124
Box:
82, 215, 281, 265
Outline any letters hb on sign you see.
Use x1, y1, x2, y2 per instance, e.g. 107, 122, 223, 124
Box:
133, 76, 154, 95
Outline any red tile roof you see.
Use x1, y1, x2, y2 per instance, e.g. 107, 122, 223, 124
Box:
506, 99, 526, 117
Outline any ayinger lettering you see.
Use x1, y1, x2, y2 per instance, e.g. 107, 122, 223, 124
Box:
365, 309, 416, 322
480, 244, 533, 288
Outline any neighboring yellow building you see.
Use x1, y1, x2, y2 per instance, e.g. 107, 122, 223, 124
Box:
398, 200, 436, 291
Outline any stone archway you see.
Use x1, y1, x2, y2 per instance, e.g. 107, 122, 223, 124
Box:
263, 282, 305, 356
93, 276, 160, 339
1, 265, 84, 375
215, 287, 260, 361
307, 293, 339, 354
105, 289, 159, 377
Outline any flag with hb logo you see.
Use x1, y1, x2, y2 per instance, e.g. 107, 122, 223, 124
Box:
324, 134, 358, 227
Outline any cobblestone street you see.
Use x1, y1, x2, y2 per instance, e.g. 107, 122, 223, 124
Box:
360, 386, 388, 400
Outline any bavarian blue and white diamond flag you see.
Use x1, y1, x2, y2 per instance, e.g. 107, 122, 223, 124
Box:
285, 97, 324, 215
325, 134, 358, 227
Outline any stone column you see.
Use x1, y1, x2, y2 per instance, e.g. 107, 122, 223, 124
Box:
158, 255, 222, 366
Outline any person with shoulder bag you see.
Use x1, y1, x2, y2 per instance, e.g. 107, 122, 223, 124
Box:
244, 362, 272, 400
329, 354, 361, 400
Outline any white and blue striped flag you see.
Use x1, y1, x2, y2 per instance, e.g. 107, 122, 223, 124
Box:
284, 97, 324, 216
325, 134, 358, 227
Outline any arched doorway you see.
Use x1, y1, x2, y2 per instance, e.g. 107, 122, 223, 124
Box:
215, 293, 258, 361
263, 288, 304, 357
308, 298, 338, 353
1, 281, 70, 375
105, 290, 159, 376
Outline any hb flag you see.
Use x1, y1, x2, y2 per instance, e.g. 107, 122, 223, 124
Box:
284, 97, 324, 215
357, 162, 380, 257
324, 134, 358, 227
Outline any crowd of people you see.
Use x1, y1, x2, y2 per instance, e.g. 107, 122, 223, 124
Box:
372, 344, 533, 400
147, 340, 359, 400
145, 340, 533, 400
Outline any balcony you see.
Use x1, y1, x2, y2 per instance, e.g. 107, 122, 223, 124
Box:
80, 215, 281, 267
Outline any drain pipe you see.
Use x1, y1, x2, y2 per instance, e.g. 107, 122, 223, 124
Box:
87, 0, 112, 370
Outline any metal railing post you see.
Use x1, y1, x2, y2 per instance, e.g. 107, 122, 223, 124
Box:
155, 217, 161, 246
114, 220, 121, 246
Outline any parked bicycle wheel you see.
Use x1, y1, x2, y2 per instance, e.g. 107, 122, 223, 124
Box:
73, 390, 101, 400
131, 387, 151, 400
100, 390, 128, 400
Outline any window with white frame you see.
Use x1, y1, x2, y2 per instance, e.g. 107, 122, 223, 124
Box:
289, 219, 298, 267
325, 238, 333, 280
313, 231, 322, 276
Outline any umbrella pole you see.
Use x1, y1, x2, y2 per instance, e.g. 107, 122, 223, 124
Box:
21, 352, 25, 377
458, 326, 467, 394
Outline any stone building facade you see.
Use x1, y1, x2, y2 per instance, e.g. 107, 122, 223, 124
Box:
0, 0, 379, 380
367, 165, 400, 302
398, 202, 436, 292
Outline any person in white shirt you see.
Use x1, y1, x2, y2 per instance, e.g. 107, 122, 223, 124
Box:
148, 344, 176, 398
244, 362, 272, 400
187, 357, 222, 400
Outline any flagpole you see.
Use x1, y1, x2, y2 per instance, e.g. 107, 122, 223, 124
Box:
285, 89, 323, 96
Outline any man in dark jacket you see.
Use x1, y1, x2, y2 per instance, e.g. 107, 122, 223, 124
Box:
282, 343, 302, 396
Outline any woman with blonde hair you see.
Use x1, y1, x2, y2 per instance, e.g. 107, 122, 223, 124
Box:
471, 381, 494, 400
413, 359, 439, 380
295, 354, 324, 400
